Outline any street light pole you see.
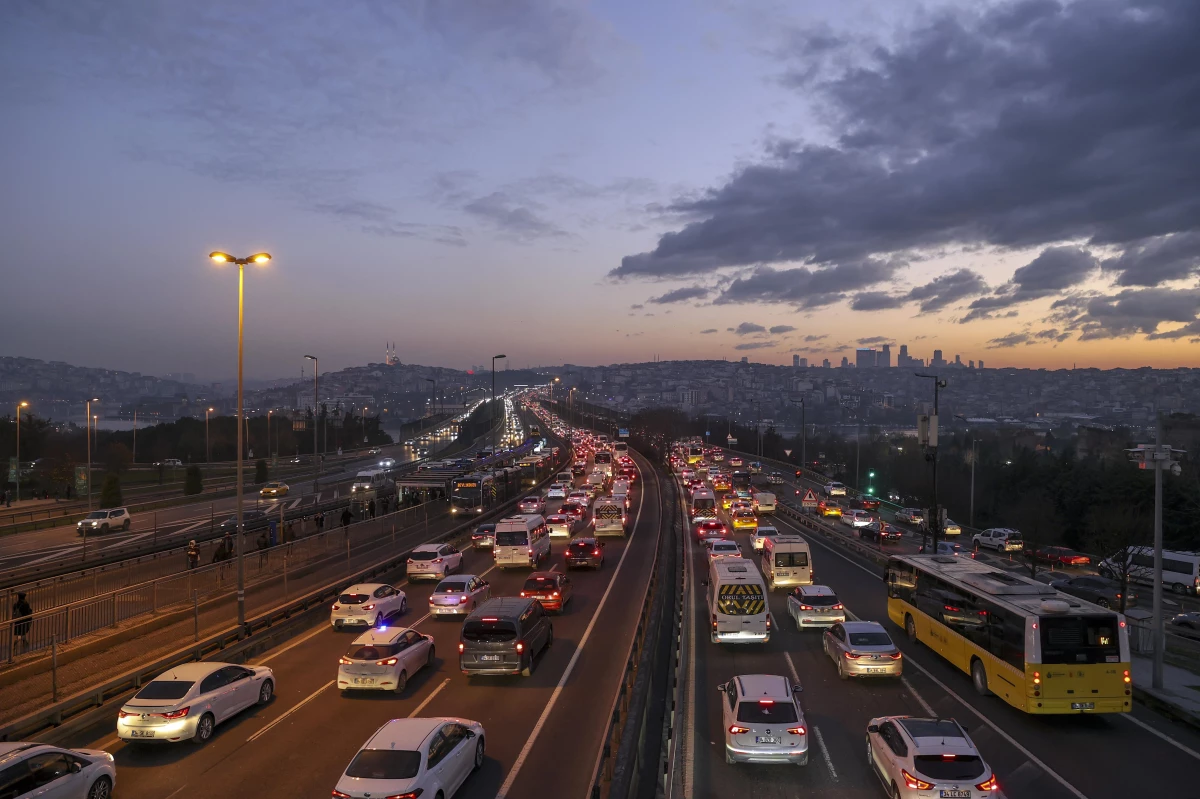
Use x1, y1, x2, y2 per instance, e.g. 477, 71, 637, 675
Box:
210, 250, 272, 629
304, 355, 318, 489
132, 406, 138, 465
915, 373, 947, 551
85, 397, 98, 510
206, 407, 214, 463
969, 436, 977, 528
14, 402, 28, 502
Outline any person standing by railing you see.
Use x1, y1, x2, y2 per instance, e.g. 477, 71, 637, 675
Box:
12, 592, 32, 652
186, 540, 200, 570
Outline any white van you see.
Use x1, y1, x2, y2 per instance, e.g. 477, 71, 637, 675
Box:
592, 498, 626, 536
612, 478, 631, 496
493, 515, 551, 569
706, 558, 771, 644
690, 488, 718, 525
351, 469, 393, 493
753, 492, 777, 514
1100, 546, 1200, 595
762, 535, 813, 590
587, 470, 608, 492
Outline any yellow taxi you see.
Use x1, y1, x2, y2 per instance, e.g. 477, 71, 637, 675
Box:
816, 499, 842, 518
732, 509, 759, 530
721, 492, 739, 510
711, 473, 731, 491
260, 481, 289, 497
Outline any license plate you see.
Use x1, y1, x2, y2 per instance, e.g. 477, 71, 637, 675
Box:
866, 668, 886, 673
939, 791, 971, 798
353, 677, 375, 685
1071, 702, 1095, 710
129, 730, 155, 738
755, 736, 777, 744
479, 654, 501, 662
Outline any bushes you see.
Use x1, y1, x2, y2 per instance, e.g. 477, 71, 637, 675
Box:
100, 473, 123, 508
255, 459, 268, 484
184, 465, 203, 495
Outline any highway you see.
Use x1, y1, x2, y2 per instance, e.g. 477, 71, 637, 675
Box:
678, 465, 1200, 799
54, 448, 665, 799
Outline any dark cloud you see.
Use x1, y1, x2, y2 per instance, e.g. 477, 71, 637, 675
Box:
463, 192, 566, 241
714, 259, 901, 308
804, 334, 828, 342
857, 336, 892, 345
963, 247, 1098, 322
648, 286, 710, 304
733, 322, 768, 336
700, 328, 718, 334
769, 324, 796, 334
312, 199, 467, 245
850, 292, 906, 311
614, 0, 1200, 303
734, 341, 778, 350
1034, 328, 1072, 342
906, 269, 989, 313
1051, 287, 1200, 340
630, 304, 644, 310
986, 332, 1032, 348
1101, 232, 1200, 286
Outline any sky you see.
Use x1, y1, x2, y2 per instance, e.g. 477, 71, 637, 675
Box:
1, 0, 1198, 380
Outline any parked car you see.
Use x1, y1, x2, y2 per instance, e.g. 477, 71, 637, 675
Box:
1033, 546, 1091, 567
1050, 575, 1133, 609
76, 508, 131, 535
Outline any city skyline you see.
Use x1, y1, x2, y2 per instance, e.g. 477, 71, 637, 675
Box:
2, 1, 1199, 379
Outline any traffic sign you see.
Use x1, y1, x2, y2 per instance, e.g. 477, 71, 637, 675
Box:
784, 449, 792, 457
800, 489, 818, 509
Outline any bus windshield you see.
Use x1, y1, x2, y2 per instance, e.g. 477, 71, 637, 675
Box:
594, 452, 613, 464
1040, 615, 1122, 664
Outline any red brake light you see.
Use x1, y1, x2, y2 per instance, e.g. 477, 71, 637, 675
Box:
758, 699, 774, 706
728, 724, 750, 734
833, 604, 844, 610
520, 591, 527, 598
844, 651, 862, 659
118, 710, 132, 719
889, 652, 902, 660
787, 726, 806, 735
332, 791, 352, 798
516, 641, 525, 653
799, 605, 813, 611
431, 558, 443, 564
712, 613, 718, 632
976, 775, 999, 791
458, 642, 465, 653
459, 595, 469, 603
158, 706, 190, 719
481, 617, 498, 622
902, 769, 934, 790
377, 657, 399, 666
332, 604, 340, 611
594, 548, 602, 556
339, 656, 353, 665
362, 603, 376, 611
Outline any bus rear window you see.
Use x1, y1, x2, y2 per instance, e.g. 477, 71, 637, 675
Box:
1040, 615, 1122, 664
495, 531, 529, 547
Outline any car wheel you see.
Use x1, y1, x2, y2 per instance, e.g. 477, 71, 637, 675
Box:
122, 520, 131, 531
100, 524, 109, 534
87, 776, 113, 799
474, 737, 486, 770
400, 598, 408, 614
891, 782, 902, 799
427, 645, 436, 667
395, 670, 408, 694
258, 679, 274, 705
521, 657, 533, 677
1173, 583, 1188, 596
837, 656, 848, 680
971, 658, 991, 696
191, 712, 215, 744
905, 614, 917, 643
546, 625, 554, 649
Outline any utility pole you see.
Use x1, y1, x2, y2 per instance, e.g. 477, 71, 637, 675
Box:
916, 374, 946, 551
305, 356, 318, 489
790, 397, 806, 470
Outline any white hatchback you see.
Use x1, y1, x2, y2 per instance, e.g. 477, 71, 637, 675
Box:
337, 627, 435, 694
406, 543, 463, 581
331, 583, 408, 630
334, 717, 485, 799
546, 483, 568, 499
843, 510, 874, 528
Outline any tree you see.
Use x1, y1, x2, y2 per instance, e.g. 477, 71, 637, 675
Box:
1085, 505, 1151, 613
184, 464, 203, 496
1001, 490, 1060, 579
103, 442, 132, 474
255, 459, 268, 484
100, 473, 123, 508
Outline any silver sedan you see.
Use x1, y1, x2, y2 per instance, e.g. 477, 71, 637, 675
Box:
117, 662, 274, 744
822, 621, 903, 679
428, 575, 492, 617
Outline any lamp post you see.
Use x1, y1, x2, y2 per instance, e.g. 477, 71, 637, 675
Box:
206, 407, 214, 463
362, 406, 368, 444
132, 405, 138, 464
85, 397, 98, 510
14, 401, 28, 502
1126, 420, 1186, 690
790, 397, 806, 471
304, 355, 319, 489
426, 378, 435, 422
267, 410, 272, 460
915, 373, 947, 551
210, 250, 272, 629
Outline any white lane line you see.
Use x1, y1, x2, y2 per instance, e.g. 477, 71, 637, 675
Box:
683, 499, 698, 797
1123, 713, 1200, 762
495, 465, 648, 799
164, 785, 189, 799
246, 680, 334, 743
407, 679, 451, 718
811, 725, 838, 781
288, 497, 303, 510
784, 651, 802, 685
19, 547, 82, 566
902, 677, 937, 716
174, 519, 211, 535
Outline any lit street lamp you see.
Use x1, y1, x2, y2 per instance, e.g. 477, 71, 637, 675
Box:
210, 250, 272, 629
789, 397, 806, 472
85, 397, 99, 510
206, 407, 215, 463
14, 401, 28, 501
915, 373, 947, 550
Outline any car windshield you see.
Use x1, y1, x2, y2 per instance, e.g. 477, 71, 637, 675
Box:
913, 755, 986, 781
848, 632, 893, 647
1040, 615, 1122, 664
462, 620, 517, 642
345, 749, 422, 780
736, 700, 798, 724
338, 593, 370, 604
134, 680, 193, 700
496, 531, 529, 547
409, 551, 440, 561
436, 580, 469, 593
713, 543, 738, 552
346, 644, 400, 660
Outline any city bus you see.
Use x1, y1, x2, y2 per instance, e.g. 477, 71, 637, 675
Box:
593, 450, 614, 477
885, 555, 1131, 714
687, 444, 705, 465
451, 473, 495, 514
612, 440, 629, 458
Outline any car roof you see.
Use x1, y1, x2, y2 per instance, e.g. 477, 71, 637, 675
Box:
894, 717, 975, 754
571, 536, 598, 544
351, 626, 416, 645
471, 596, 535, 618
527, 571, 561, 581
0, 743, 42, 765
153, 661, 227, 680
365, 718, 446, 751
842, 620, 887, 634
343, 583, 388, 593
734, 674, 792, 701
412, 543, 445, 553
800, 585, 836, 596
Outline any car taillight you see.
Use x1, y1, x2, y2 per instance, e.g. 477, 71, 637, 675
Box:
339, 657, 353, 665
844, 652, 862, 659
377, 657, 399, 666
118, 710, 132, 718
458, 642, 465, 653
332, 604, 340, 611
889, 652, 902, 660
728, 725, 750, 734
832, 603, 844, 609
799, 605, 813, 611
766, 614, 772, 631
976, 775, 999, 791
431, 558, 443, 564
552, 591, 560, 598
332, 791, 352, 798
712, 613, 718, 632
594, 549, 602, 556
902, 769, 934, 790
459, 595, 470, 604
158, 707, 190, 719
527, 549, 533, 556
516, 641, 525, 653
362, 603, 376, 611
520, 591, 527, 597
786, 726, 806, 735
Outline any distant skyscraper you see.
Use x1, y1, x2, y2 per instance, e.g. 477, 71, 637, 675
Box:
955, 354, 962, 366
899, 344, 908, 364
932, 349, 945, 368
793, 354, 800, 368
822, 359, 831, 368
799, 357, 808, 368
855, 348, 877, 369
840, 356, 850, 368
741, 356, 749, 364
880, 344, 892, 368
969, 359, 975, 369
979, 359, 985, 369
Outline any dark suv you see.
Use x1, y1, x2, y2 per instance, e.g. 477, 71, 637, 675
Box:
459, 597, 553, 677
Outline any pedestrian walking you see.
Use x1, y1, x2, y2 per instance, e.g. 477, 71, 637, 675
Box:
223, 530, 234, 556
341, 507, 352, 530
257, 531, 269, 566
212, 540, 229, 564
284, 519, 295, 543
12, 592, 33, 651
186, 539, 200, 569
1, 490, 7, 508
315, 510, 325, 532
368, 500, 376, 520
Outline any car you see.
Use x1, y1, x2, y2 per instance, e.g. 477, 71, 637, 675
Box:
852, 495, 881, 510
521, 572, 573, 613
787, 585, 845, 629
459, 598, 553, 677
707, 539, 743, 562
942, 518, 962, 536
728, 457, 744, 467
76, 507, 131, 535
518, 495, 547, 514
823, 621, 902, 679
765, 472, 785, 485
695, 519, 730, 541
217, 509, 266, 533
860, 521, 903, 542
471, 523, 496, 550
333, 717, 485, 799
428, 575, 492, 617
406, 543, 463, 581
259, 481, 289, 497
973, 527, 1024, 552
154, 458, 184, 468
572, 461, 587, 476
918, 540, 964, 556
117, 661, 274, 744
545, 513, 574, 538
711, 451, 725, 462
730, 500, 754, 516
842, 509, 874, 528
565, 537, 605, 569
337, 627, 435, 693
866, 716, 998, 798
721, 493, 739, 511
559, 501, 586, 522
732, 510, 759, 530
546, 483, 568, 500
379, 457, 397, 469
895, 508, 926, 526
718, 674, 808, 765
824, 482, 847, 496
367, 447, 381, 455
567, 490, 591, 508
331, 583, 409, 629
1049, 574, 1134, 609
751, 525, 781, 551
1034, 545, 1091, 566
1171, 612, 1200, 631
0, 742, 116, 799
816, 500, 843, 518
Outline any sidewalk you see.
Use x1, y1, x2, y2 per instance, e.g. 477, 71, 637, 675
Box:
1131, 653, 1200, 730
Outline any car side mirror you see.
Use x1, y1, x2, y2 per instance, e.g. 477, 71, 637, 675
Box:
867, 724, 879, 734
70, 761, 82, 774
792, 684, 803, 693
464, 729, 476, 739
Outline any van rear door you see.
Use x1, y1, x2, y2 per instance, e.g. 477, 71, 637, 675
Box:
714, 582, 768, 638
494, 528, 531, 566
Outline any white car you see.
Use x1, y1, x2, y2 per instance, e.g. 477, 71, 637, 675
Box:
518, 495, 547, 514
843, 510, 874, 528
76, 508, 131, 535
546, 483, 568, 500
545, 514, 574, 538
707, 540, 743, 562
333, 717, 485, 799
0, 742, 116, 799
428, 575, 492, 617
117, 662, 274, 744
866, 716, 998, 797
406, 543, 463, 581
786, 585, 845, 629
896, 508, 926, 526
331, 583, 408, 629
719, 674, 808, 765
379, 457, 396, 469
973, 527, 1023, 552
368, 448, 381, 455
752, 525, 781, 552
337, 627, 435, 693
824, 482, 847, 497
568, 490, 591, 508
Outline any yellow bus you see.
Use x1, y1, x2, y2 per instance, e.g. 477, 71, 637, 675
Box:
884, 555, 1131, 715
